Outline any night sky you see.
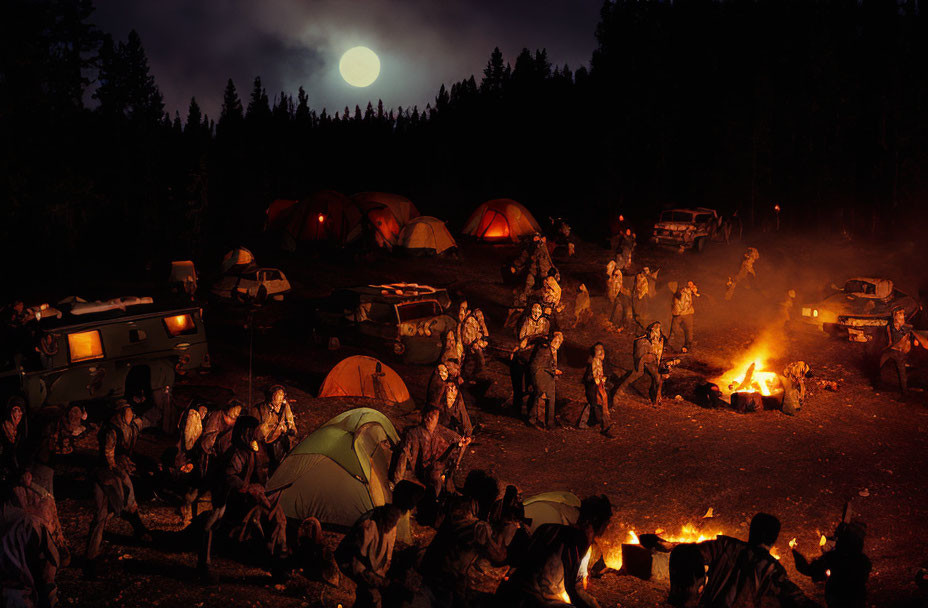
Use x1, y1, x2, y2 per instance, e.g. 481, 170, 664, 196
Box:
93, 0, 603, 118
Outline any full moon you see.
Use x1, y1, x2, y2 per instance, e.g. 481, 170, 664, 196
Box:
339, 46, 381, 88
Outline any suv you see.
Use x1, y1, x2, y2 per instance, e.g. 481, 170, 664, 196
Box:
800, 278, 921, 342
651, 208, 719, 252
1, 297, 209, 410
314, 283, 456, 364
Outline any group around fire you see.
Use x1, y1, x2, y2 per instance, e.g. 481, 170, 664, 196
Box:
8, 215, 924, 608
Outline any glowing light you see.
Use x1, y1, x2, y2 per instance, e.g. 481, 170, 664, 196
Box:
163, 314, 196, 337
68, 330, 104, 363
789, 538, 797, 549
318, 213, 325, 223
339, 46, 381, 88
820, 535, 827, 547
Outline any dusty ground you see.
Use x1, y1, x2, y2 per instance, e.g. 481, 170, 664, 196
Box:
50, 231, 928, 607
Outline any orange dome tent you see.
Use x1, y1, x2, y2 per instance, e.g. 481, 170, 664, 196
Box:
350, 192, 420, 248
278, 190, 361, 250
462, 199, 542, 243
318, 355, 414, 409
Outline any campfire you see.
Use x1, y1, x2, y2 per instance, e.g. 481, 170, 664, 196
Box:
712, 339, 785, 410
600, 516, 783, 583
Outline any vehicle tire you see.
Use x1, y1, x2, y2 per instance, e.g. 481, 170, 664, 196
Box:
695, 237, 706, 253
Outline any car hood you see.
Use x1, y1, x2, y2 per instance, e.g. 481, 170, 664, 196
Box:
817, 291, 912, 318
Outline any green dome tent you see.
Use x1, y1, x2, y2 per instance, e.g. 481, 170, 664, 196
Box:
267, 407, 399, 528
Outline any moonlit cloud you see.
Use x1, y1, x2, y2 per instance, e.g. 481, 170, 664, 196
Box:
92, 0, 601, 118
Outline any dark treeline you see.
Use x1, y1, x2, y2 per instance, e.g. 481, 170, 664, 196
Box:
2, 0, 927, 286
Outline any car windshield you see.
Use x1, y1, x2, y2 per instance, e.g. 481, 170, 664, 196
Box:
397, 300, 441, 322
661, 211, 693, 223
844, 280, 876, 295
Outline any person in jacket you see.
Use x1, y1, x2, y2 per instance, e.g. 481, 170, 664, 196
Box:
495, 494, 613, 608
615, 322, 666, 406
509, 304, 551, 416
578, 343, 616, 437
669, 281, 698, 353
251, 385, 297, 471
792, 520, 870, 608
528, 332, 563, 430
84, 400, 151, 579
879, 307, 916, 395
669, 512, 818, 608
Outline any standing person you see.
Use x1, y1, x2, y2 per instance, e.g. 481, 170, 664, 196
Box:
1, 397, 28, 479
496, 495, 613, 608
389, 408, 470, 498
669, 513, 818, 608
541, 269, 563, 314
251, 385, 297, 472
725, 247, 760, 301
505, 274, 535, 328
578, 343, 616, 437
197, 416, 268, 582
615, 322, 666, 406
457, 301, 490, 378
631, 267, 655, 330
572, 284, 593, 328
84, 400, 151, 579
792, 521, 871, 608
433, 382, 474, 439
669, 281, 698, 353
509, 304, 550, 416
879, 307, 916, 395
607, 265, 632, 331
528, 332, 564, 430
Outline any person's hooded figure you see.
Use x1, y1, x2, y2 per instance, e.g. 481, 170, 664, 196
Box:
1, 396, 27, 476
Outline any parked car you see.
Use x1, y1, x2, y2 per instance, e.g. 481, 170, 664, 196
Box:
210, 267, 291, 303
650, 207, 719, 252
800, 277, 921, 342
313, 283, 455, 364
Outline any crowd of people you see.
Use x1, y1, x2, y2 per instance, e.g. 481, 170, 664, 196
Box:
2, 217, 910, 608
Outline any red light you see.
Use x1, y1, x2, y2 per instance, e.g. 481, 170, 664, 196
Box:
618, 214, 624, 221
318, 214, 325, 223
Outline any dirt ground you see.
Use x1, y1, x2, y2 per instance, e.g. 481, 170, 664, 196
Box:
50, 230, 928, 607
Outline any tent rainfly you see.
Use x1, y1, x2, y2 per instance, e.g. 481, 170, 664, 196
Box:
462, 199, 542, 243
266, 408, 399, 528
397, 216, 457, 255
318, 355, 414, 410
523, 491, 581, 534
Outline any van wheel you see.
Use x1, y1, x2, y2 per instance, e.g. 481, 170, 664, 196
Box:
695, 237, 706, 253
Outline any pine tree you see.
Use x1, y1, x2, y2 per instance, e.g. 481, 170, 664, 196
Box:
120, 30, 164, 125
295, 86, 310, 123
185, 97, 202, 135
480, 47, 507, 97
246, 76, 270, 121
219, 79, 244, 124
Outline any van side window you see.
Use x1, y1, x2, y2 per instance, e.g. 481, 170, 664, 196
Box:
68, 330, 104, 363
163, 314, 197, 337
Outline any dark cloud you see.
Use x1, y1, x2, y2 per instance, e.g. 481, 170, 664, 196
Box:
91, 0, 602, 117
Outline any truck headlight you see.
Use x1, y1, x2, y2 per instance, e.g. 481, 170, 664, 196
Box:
813, 309, 819, 318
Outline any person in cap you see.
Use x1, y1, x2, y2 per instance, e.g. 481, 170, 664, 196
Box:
84, 400, 150, 578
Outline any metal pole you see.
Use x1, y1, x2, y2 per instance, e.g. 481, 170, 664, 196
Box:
248, 308, 254, 407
